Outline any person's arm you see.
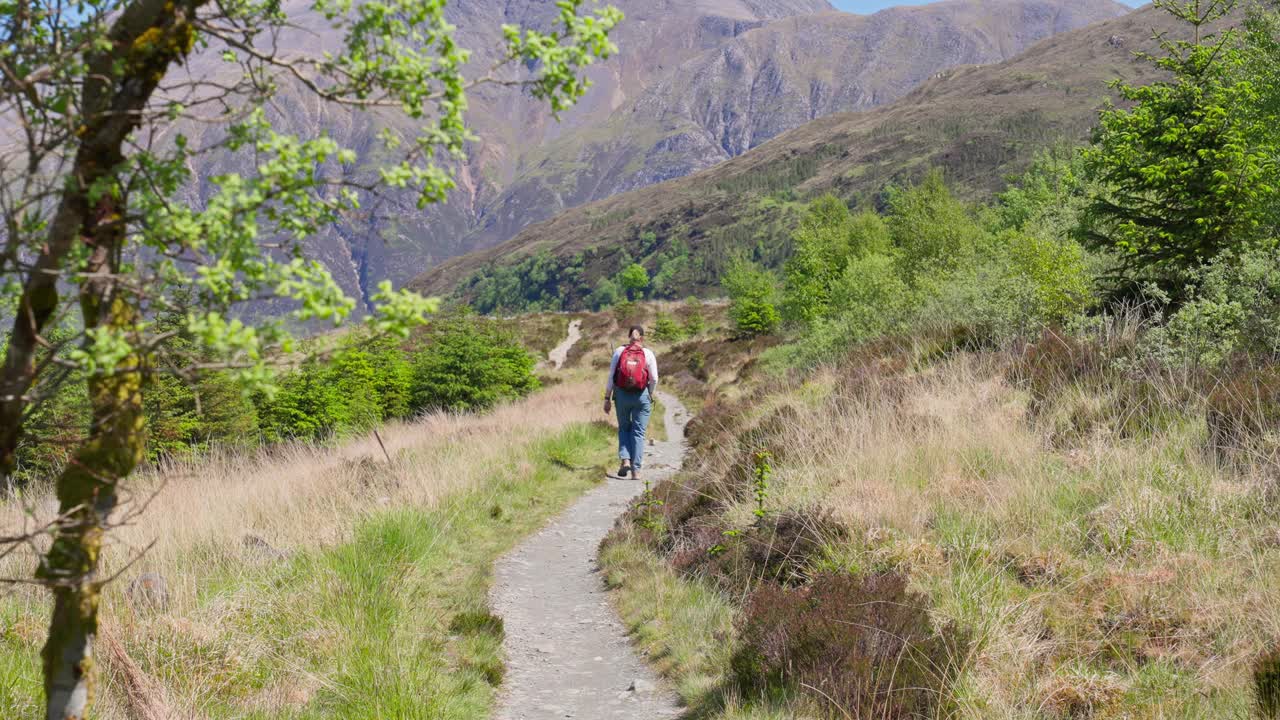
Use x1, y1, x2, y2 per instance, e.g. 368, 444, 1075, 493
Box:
604, 347, 621, 411
647, 349, 659, 393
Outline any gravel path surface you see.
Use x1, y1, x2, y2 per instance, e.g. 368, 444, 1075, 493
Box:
491, 389, 688, 720
546, 319, 582, 370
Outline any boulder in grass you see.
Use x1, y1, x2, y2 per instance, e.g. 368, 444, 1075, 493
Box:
127, 573, 169, 614
242, 534, 289, 562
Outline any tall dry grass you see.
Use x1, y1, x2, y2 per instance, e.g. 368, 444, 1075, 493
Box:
758, 357, 1277, 716
3, 378, 599, 585
631, 349, 1278, 718
0, 378, 602, 718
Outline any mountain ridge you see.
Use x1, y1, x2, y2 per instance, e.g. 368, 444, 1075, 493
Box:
408, 3, 1188, 307
421, 0, 1129, 286
143, 0, 1129, 309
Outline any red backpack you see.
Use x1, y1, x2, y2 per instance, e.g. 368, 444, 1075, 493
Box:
614, 344, 650, 391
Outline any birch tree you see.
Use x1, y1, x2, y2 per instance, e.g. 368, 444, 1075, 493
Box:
0, 0, 620, 715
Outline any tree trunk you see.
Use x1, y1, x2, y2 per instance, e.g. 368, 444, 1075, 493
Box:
37, 201, 147, 719
38, 317, 144, 717
0, 0, 205, 712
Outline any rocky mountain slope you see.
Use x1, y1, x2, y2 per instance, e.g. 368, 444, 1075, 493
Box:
166, 0, 1127, 307
140, 0, 1126, 304
168, 0, 835, 306
409, 3, 1190, 305
422, 0, 1130, 289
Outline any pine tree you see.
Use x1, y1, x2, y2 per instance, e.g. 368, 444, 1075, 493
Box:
1084, 0, 1280, 283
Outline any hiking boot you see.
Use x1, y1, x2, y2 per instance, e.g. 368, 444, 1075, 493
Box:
630, 469, 642, 483
616, 462, 632, 478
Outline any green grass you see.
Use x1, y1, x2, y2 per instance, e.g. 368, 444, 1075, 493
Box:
650, 395, 667, 443
0, 603, 42, 719
0, 422, 613, 719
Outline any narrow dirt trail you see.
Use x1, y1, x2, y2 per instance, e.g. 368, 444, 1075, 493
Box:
491, 389, 687, 720
547, 319, 582, 370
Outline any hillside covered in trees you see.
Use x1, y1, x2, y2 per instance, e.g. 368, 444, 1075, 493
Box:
410, 2, 1198, 312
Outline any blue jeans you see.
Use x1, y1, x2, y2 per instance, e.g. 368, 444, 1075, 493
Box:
614, 388, 652, 470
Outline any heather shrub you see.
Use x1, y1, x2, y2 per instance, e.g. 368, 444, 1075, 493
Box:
1012, 328, 1194, 441
683, 393, 738, 450
1205, 365, 1280, 468
689, 511, 844, 594
1014, 329, 1111, 407
731, 571, 969, 719
830, 344, 914, 408
1257, 646, 1280, 719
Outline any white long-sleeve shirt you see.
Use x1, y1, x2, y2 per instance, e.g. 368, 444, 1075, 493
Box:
605, 345, 658, 396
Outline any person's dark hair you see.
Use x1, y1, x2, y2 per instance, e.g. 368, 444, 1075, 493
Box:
628, 325, 645, 340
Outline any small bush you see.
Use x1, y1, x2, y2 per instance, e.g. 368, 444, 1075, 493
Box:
688, 350, 709, 382
785, 254, 911, 366
889, 169, 985, 279
722, 260, 781, 338
682, 297, 707, 336
782, 196, 891, 325
611, 300, 642, 326
257, 357, 352, 442
410, 314, 540, 413
731, 571, 969, 719
1206, 365, 1280, 468
1256, 646, 1280, 719
652, 312, 684, 342
1146, 241, 1280, 366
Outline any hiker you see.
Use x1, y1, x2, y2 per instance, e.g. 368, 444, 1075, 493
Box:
604, 325, 659, 481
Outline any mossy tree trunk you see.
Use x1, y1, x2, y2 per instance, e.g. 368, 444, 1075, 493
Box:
6, 1, 204, 716
37, 287, 144, 719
